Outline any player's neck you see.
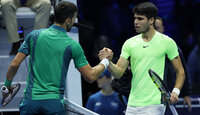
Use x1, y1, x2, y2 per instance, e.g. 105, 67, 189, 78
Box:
54, 23, 66, 30
142, 27, 156, 42
101, 86, 114, 95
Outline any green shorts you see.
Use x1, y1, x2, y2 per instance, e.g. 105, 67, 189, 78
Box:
19, 98, 65, 115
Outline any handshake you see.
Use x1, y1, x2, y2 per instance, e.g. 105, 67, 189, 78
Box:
98, 47, 114, 62
98, 47, 114, 69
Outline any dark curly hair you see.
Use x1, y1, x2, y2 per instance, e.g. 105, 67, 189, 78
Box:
132, 2, 158, 20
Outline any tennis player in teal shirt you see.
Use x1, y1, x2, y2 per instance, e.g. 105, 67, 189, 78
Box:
2, 1, 110, 115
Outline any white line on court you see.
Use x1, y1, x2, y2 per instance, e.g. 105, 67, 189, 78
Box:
0, 55, 10, 58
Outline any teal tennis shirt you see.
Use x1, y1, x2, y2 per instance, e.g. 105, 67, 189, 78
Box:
120, 31, 178, 107
18, 25, 88, 100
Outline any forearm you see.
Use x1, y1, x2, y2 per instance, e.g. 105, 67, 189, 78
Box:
174, 69, 185, 91
90, 64, 106, 81
180, 73, 192, 97
79, 63, 106, 83
108, 61, 124, 79
88, 58, 109, 82
7, 63, 20, 81
5, 63, 20, 87
4, 53, 26, 86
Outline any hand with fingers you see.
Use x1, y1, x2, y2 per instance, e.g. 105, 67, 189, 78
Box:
170, 92, 179, 104
1, 83, 20, 107
1, 86, 13, 98
98, 47, 113, 61
183, 96, 192, 112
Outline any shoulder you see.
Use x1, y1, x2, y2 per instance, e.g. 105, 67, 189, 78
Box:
156, 32, 177, 48
25, 29, 46, 41
70, 40, 83, 52
125, 34, 141, 43
156, 32, 175, 42
155, 32, 171, 40
123, 34, 142, 48
29, 29, 45, 35
88, 91, 101, 100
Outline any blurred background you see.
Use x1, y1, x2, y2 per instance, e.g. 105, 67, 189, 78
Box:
0, 0, 200, 114
77, 0, 200, 111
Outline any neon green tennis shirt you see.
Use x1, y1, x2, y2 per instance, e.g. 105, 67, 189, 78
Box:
120, 31, 178, 106
18, 25, 88, 100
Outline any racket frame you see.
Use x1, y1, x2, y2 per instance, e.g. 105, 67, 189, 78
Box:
1, 83, 21, 107
148, 69, 178, 115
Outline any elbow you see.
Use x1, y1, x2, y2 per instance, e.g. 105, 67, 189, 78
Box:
83, 72, 97, 83
84, 75, 96, 83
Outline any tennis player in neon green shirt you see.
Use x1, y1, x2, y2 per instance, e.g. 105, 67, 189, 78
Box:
99, 2, 185, 115
2, 1, 109, 115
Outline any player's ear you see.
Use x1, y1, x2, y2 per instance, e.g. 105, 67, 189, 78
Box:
65, 18, 71, 25
149, 17, 154, 25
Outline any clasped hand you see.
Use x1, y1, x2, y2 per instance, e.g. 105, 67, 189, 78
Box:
98, 47, 113, 61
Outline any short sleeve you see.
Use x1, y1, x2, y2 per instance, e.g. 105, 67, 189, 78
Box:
18, 31, 34, 55
120, 40, 130, 59
165, 38, 179, 60
71, 42, 88, 68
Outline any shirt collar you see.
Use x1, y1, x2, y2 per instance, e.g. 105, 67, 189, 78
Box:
50, 25, 66, 33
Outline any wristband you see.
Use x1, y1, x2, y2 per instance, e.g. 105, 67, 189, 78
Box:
172, 88, 180, 96
4, 78, 12, 87
1, 86, 9, 93
100, 58, 109, 69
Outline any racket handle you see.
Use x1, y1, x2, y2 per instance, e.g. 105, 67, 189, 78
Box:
169, 104, 178, 115
1, 86, 9, 93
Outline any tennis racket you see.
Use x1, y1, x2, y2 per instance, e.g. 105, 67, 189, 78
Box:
1, 83, 21, 107
148, 69, 178, 115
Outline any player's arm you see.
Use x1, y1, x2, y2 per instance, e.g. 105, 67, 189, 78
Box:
78, 60, 108, 83
178, 48, 192, 110
170, 56, 185, 103
5, 53, 27, 87
178, 48, 192, 96
108, 57, 129, 79
171, 56, 185, 91
98, 47, 129, 79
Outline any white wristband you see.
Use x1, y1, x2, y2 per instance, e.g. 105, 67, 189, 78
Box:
172, 88, 180, 96
100, 58, 109, 69
1, 86, 9, 93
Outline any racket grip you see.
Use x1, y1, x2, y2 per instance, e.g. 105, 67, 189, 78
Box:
1, 86, 9, 93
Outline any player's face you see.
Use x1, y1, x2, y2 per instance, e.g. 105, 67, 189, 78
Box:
97, 76, 111, 89
155, 19, 164, 33
66, 12, 77, 32
134, 14, 150, 33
